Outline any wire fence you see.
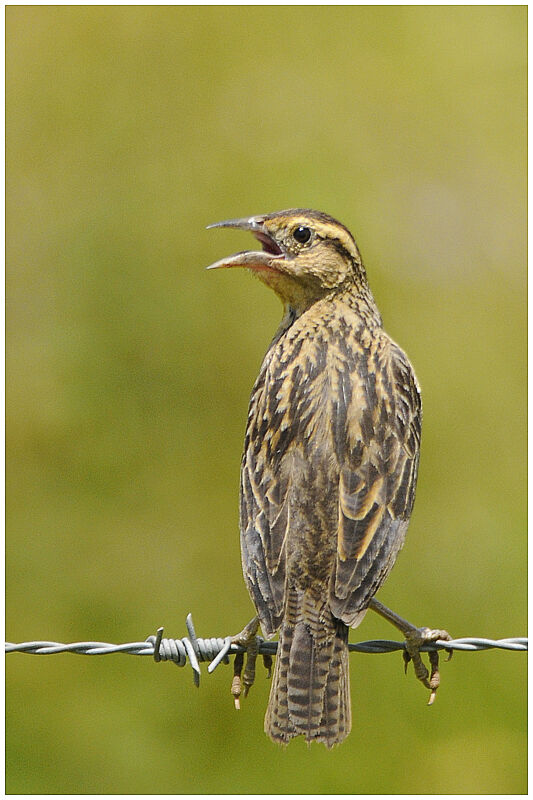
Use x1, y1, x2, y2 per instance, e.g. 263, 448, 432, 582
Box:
5, 613, 527, 686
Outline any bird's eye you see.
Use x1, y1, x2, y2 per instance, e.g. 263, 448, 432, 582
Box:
293, 226, 312, 244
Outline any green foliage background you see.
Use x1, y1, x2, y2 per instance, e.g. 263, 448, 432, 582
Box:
7, 6, 526, 794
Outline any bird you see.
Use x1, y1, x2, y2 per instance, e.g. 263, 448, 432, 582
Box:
206, 209, 428, 748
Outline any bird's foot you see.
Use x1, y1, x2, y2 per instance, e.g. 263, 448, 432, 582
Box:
402, 626, 453, 705
230, 616, 261, 709
369, 598, 452, 704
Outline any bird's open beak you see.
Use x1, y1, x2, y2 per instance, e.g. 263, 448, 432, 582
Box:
206, 216, 285, 271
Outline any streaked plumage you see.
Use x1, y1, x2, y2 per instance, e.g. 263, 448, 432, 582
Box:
208, 209, 421, 747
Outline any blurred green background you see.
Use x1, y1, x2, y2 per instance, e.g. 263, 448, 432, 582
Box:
6, 6, 526, 794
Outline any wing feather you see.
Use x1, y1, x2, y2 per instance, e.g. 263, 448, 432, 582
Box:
330, 336, 421, 625
240, 452, 288, 636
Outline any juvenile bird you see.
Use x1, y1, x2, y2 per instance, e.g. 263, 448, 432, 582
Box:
207, 209, 446, 748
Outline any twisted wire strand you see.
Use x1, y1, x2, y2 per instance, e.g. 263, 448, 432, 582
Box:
5, 636, 527, 657
5, 614, 527, 685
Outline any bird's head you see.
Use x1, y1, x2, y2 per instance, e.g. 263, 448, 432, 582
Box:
206, 209, 367, 313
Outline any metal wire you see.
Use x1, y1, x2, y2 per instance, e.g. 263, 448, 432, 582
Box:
5, 613, 527, 686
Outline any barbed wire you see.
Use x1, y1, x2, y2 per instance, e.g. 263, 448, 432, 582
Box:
5, 614, 527, 686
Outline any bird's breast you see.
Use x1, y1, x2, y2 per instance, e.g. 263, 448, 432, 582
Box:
245, 302, 378, 475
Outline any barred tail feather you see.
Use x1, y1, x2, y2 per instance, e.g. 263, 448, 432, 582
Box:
264, 615, 351, 748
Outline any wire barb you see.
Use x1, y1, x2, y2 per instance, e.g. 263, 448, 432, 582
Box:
152, 627, 164, 663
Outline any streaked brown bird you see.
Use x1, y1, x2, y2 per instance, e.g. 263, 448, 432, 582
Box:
207, 209, 447, 748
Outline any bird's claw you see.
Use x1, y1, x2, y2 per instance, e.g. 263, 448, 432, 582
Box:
403, 626, 453, 705
229, 616, 262, 709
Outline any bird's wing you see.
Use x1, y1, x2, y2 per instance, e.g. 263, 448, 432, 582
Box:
240, 357, 296, 638
329, 335, 422, 626
239, 324, 335, 638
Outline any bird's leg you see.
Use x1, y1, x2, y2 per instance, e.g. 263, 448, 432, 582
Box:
230, 616, 260, 709
369, 598, 453, 705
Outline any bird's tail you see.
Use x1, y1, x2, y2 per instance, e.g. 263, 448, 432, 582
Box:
264, 596, 351, 748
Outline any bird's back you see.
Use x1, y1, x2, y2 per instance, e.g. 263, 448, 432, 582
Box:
240, 291, 420, 634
